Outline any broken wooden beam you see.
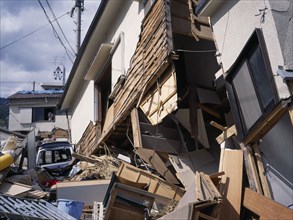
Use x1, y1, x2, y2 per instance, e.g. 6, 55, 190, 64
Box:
243, 188, 293, 220
218, 149, 243, 220
211, 121, 236, 144
130, 108, 143, 148
240, 142, 263, 195
252, 143, 272, 199
72, 152, 102, 164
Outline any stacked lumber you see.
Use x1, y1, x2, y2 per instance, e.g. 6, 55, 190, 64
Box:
75, 121, 98, 156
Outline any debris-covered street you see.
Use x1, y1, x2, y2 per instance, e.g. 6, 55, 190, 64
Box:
1, 0, 293, 219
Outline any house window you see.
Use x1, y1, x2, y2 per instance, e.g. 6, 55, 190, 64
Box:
226, 29, 278, 138
19, 108, 32, 124
32, 107, 56, 122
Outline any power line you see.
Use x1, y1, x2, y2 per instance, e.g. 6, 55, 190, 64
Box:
0, 81, 39, 84
0, 12, 69, 51
45, 0, 76, 56
38, 0, 74, 63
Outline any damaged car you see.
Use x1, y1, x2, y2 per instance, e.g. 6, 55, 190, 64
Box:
36, 141, 74, 176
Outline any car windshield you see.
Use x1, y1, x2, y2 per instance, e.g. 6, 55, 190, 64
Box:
38, 148, 72, 165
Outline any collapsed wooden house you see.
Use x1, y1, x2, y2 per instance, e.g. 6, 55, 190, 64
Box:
59, 0, 293, 219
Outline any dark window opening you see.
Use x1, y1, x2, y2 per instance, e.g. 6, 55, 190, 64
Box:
96, 64, 112, 128
32, 107, 56, 122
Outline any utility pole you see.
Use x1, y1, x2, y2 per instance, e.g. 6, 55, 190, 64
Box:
71, 0, 84, 55
62, 65, 66, 86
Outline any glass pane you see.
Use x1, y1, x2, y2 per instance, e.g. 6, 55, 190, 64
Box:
33, 108, 44, 122
248, 46, 274, 109
233, 61, 262, 129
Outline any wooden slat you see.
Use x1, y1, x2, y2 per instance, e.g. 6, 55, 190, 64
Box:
243, 188, 293, 220
240, 143, 263, 194
72, 152, 102, 164
252, 143, 272, 199
130, 108, 143, 148
218, 149, 243, 220
216, 125, 236, 144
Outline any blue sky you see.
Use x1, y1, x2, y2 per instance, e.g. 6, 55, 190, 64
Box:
0, 0, 100, 97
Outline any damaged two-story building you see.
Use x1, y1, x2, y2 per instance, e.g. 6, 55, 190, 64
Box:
59, 0, 292, 219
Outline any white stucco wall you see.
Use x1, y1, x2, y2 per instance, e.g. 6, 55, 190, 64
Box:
70, 80, 95, 144
206, 1, 292, 207
210, 0, 290, 99
69, 1, 154, 143
9, 105, 68, 132
109, 1, 146, 90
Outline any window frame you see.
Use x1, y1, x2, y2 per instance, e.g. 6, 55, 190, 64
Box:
32, 107, 56, 122
225, 29, 278, 140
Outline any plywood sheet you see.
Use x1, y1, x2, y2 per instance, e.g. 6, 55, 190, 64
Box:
243, 187, 293, 220
56, 179, 110, 205
218, 149, 243, 220
0, 181, 32, 196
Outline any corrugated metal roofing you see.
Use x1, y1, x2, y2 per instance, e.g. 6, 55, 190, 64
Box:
0, 194, 76, 220
8, 90, 63, 100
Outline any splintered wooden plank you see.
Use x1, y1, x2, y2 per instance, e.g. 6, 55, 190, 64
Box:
191, 19, 214, 41
218, 149, 243, 220
240, 143, 263, 194
243, 188, 293, 220
216, 125, 237, 144
130, 108, 143, 148
252, 143, 272, 199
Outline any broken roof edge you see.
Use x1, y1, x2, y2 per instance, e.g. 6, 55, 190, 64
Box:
0, 127, 26, 138
58, 0, 109, 110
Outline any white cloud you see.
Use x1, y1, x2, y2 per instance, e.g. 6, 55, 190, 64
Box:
0, 0, 100, 98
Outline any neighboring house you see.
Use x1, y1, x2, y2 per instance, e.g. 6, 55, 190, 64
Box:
60, 0, 292, 211
197, 0, 293, 208
8, 90, 68, 134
